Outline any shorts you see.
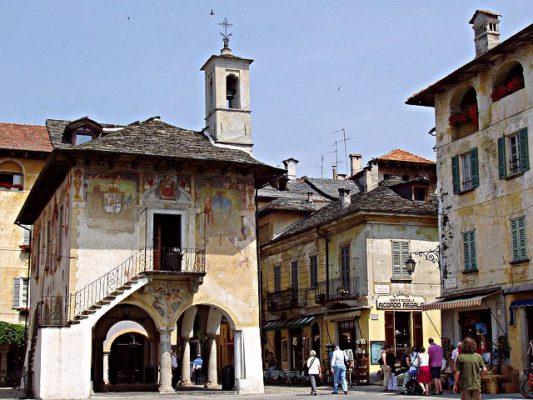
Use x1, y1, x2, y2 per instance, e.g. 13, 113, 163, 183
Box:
430, 366, 441, 379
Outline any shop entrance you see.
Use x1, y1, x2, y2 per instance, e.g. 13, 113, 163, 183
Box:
459, 309, 492, 347
385, 311, 422, 354
338, 320, 356, 351
289, 328, 303, 369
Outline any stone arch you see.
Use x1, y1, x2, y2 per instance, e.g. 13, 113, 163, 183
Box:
103, 321, 149, 352
172, 300, 239, 330
491, 60, 525, 101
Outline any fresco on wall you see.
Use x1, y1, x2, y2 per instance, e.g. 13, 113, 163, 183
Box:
196, 174, 255, 253
73, 168, 84, 202
142, 173, 192, 204
86, 172, 138, 232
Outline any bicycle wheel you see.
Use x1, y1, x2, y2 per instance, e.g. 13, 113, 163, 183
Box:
520, 379, 533, 399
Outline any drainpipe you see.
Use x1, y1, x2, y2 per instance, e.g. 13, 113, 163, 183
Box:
316, 229, 330, 299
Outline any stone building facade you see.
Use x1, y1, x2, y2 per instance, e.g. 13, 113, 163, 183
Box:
408, 11, 533, 370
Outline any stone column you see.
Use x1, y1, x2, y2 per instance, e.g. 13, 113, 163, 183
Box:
206, 334, 219, 388
234, 330, 242, 380
102, 352, 110, 385
158, 327, 174, 393
180, 337, 191, 386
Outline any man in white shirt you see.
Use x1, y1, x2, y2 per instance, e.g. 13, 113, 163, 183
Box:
451, 342, 462, 372
330, 345, 349, 394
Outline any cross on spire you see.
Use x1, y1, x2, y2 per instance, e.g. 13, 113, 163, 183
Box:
219, 18, 233, 53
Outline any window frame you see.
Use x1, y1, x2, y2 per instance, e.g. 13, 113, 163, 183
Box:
452, 148, 479, 194
290, 260, 299, 291
510, 216, 528, 263
12, 277, 29, 309
498, 128, 529, 179
391, 240, 411, 281
309, 254, 318, 288
340, 245, 350, 287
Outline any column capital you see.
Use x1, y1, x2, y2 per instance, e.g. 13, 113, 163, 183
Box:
159, 326, 175, 333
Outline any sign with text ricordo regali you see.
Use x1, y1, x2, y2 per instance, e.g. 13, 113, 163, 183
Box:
376, 292, 426, 310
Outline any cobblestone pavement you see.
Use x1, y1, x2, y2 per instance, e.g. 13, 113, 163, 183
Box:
0, 386, 524, 399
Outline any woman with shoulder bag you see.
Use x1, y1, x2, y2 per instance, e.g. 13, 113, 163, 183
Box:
307, 350, 322, 396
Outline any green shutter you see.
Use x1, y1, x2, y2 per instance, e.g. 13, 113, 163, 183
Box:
469, 230, 477, 270
452, 156, 460, 193
470, 148, 479, 188
518, 217, 527, 260
401, 242, 410, 278
392, 241, 401, 277
511, 219, 520, 262
498, 137, 507, 179
463, 232, 470, 271
519, 128, 529, 172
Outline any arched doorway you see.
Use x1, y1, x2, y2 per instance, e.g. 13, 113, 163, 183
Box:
109, 332, 145, 384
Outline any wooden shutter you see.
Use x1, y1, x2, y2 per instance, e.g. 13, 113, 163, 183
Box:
412, 312, 423, 348
451, 156, 460, 193
392, 241, 401, 278
470, 148, 479, 188
21, 279, 28, 308
498, 137, 507, 179
463, 232, 470, 271
385, 311, 395, 347
469, 230, 477, 270
401, 242, 409, 278
13, 278, 21, 308
22, 225, 31, 245
519, 128, 529, 172
518, 217, 527, 260
511, 218, 520, 261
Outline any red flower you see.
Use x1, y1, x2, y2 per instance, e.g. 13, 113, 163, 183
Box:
491, 76, 525, 102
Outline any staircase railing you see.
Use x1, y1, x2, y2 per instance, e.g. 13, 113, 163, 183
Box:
68, 248, 149, 321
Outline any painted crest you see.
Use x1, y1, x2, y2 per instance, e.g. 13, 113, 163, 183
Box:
103, 182, 123, 214
159, 175, 178, 200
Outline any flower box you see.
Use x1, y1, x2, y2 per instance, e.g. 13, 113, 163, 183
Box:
491, 77, 524, 102
448, 105, 478, 129
0, 183, 23, 191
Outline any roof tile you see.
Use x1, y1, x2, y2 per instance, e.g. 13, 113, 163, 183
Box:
0, 122, 52, 152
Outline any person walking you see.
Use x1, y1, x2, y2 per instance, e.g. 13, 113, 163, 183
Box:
192, 355, 203, 385
380, 344, 391, 392
307, 350, 322, 396
330, 345, 348, 395
428, 338, 444, 394
417, 346, 431, 395
453, 337, 487, 400
451, 342, 463, 372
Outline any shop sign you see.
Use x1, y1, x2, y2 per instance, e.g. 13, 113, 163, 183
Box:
376, 292, 425, 310
374, 284, 390, 294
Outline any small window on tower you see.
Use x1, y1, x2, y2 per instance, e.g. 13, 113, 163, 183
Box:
226, 74, 240, 109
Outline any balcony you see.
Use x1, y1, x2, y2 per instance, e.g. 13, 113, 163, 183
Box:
314, 276, 360, 304
151, 246, 206, 274
266, 288, 308, 312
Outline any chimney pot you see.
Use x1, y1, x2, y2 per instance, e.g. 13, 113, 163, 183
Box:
349, 153, 363, 176
469, 10, 501, 58
282, 158, 299, 180
338, 188, 351, 207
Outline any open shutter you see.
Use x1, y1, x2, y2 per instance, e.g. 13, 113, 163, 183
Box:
518, 217, 527, 260
511, 219, 520, 261
470, 148, 479, 188
21, 279, 28, 308
463, 232, 470, 271
451, 156, 460, 193
469, 230, 477, 270
12, 278, 21, 308
519, 128, 529, 172
401, 242, 410, 278
498, 137, 507, 179
392, 241, 401, 278
412, 312, 423, 349
385, 311, 395, 348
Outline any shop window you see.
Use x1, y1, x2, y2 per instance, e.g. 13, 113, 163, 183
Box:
0, 161, 23, 191
12, 277, 28, 309
309, 255, 318, 288
384, 311, 422, 354
338, 320, 356, 350
492, 63, 525, 102
274, 264, 281, 292
459, 309, 492, 350
340, 245, 350, 287
392, 241, 411, 280
510, 216, 528, 263
451, 148, 479, 193
498, 128, 529, 178
463, 230, 477, 272
291, 260, 298, 291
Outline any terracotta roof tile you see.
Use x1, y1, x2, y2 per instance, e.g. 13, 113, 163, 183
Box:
0, 122, 52, 152
376, 148, 434, 164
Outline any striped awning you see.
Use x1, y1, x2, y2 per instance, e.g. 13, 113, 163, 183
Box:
422, 291, 500, 311
263, 316, 316, 331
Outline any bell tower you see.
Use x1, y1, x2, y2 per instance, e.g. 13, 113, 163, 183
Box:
201, 18, 253, 153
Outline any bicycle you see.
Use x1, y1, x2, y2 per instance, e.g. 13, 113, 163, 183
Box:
520, 365, 533, 398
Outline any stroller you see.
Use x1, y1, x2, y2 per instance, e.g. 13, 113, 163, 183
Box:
402, 368, 424, 396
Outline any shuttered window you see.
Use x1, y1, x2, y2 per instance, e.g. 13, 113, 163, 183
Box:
12, 277, 28, 309
463, 230, 477, 272
498, 128, 529, 178
309, 255, 318, 288
21, 225, 31, 246
340, 245, 350, 287
452, 148, 479, 193
385, 311, 395, 347
511, 216, 528, 262
274, 264, 281, 292
392, 241, 411, 280
291, 260, 298, 291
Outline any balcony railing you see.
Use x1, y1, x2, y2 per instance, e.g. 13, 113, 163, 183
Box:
314, 276, 360, 304
266, 288, 308, 312
154, 246, 206, 273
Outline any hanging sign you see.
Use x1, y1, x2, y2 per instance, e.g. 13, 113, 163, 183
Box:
376, 292, 426, 310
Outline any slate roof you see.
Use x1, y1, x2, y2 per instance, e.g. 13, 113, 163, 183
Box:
271, 181, 437, 242
304, 177, 359, 199
259, 198, 322, 214
0, 122, 52, 153
258, 179, 322, 201
376, 149, 434, 164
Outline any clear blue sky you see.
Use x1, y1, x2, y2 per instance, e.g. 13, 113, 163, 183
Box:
1, 1, 531, 177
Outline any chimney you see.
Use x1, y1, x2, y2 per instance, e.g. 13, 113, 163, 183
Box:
282, 158, 299, 180
337, 173, 346, 180
338, 188, 351, 207
349, 153, 363, 176
332, 165, 337, 180
469, 10, 501, 58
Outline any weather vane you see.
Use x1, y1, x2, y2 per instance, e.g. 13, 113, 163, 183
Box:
219, 17, 233, 51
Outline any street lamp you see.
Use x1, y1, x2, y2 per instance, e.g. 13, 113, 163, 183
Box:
404, 245, 440, 274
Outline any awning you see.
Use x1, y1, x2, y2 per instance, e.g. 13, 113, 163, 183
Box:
509, 299, 533, 325
263, 316, 316, 331
422, 290, 500, 311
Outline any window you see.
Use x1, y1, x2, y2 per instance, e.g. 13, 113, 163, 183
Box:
0, 161, 23, 191
452, 148, 479, 193
413, 187, 427, 201
12, 277, 28, 309
291, 260, 298, 291
463, 230, 477, 272
340, 245, 350, 287
226, 74, 240, 109
511, 216, 527, 263
309, 255, 318, 288
498, 128, 529, 178
274, 264, 281, 292
392, 241, 410, 280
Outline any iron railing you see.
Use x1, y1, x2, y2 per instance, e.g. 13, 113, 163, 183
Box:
39, 296, 67, 326
266, 288, 308, 311
156, 246, 206, 273
314, 276, 360, 304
